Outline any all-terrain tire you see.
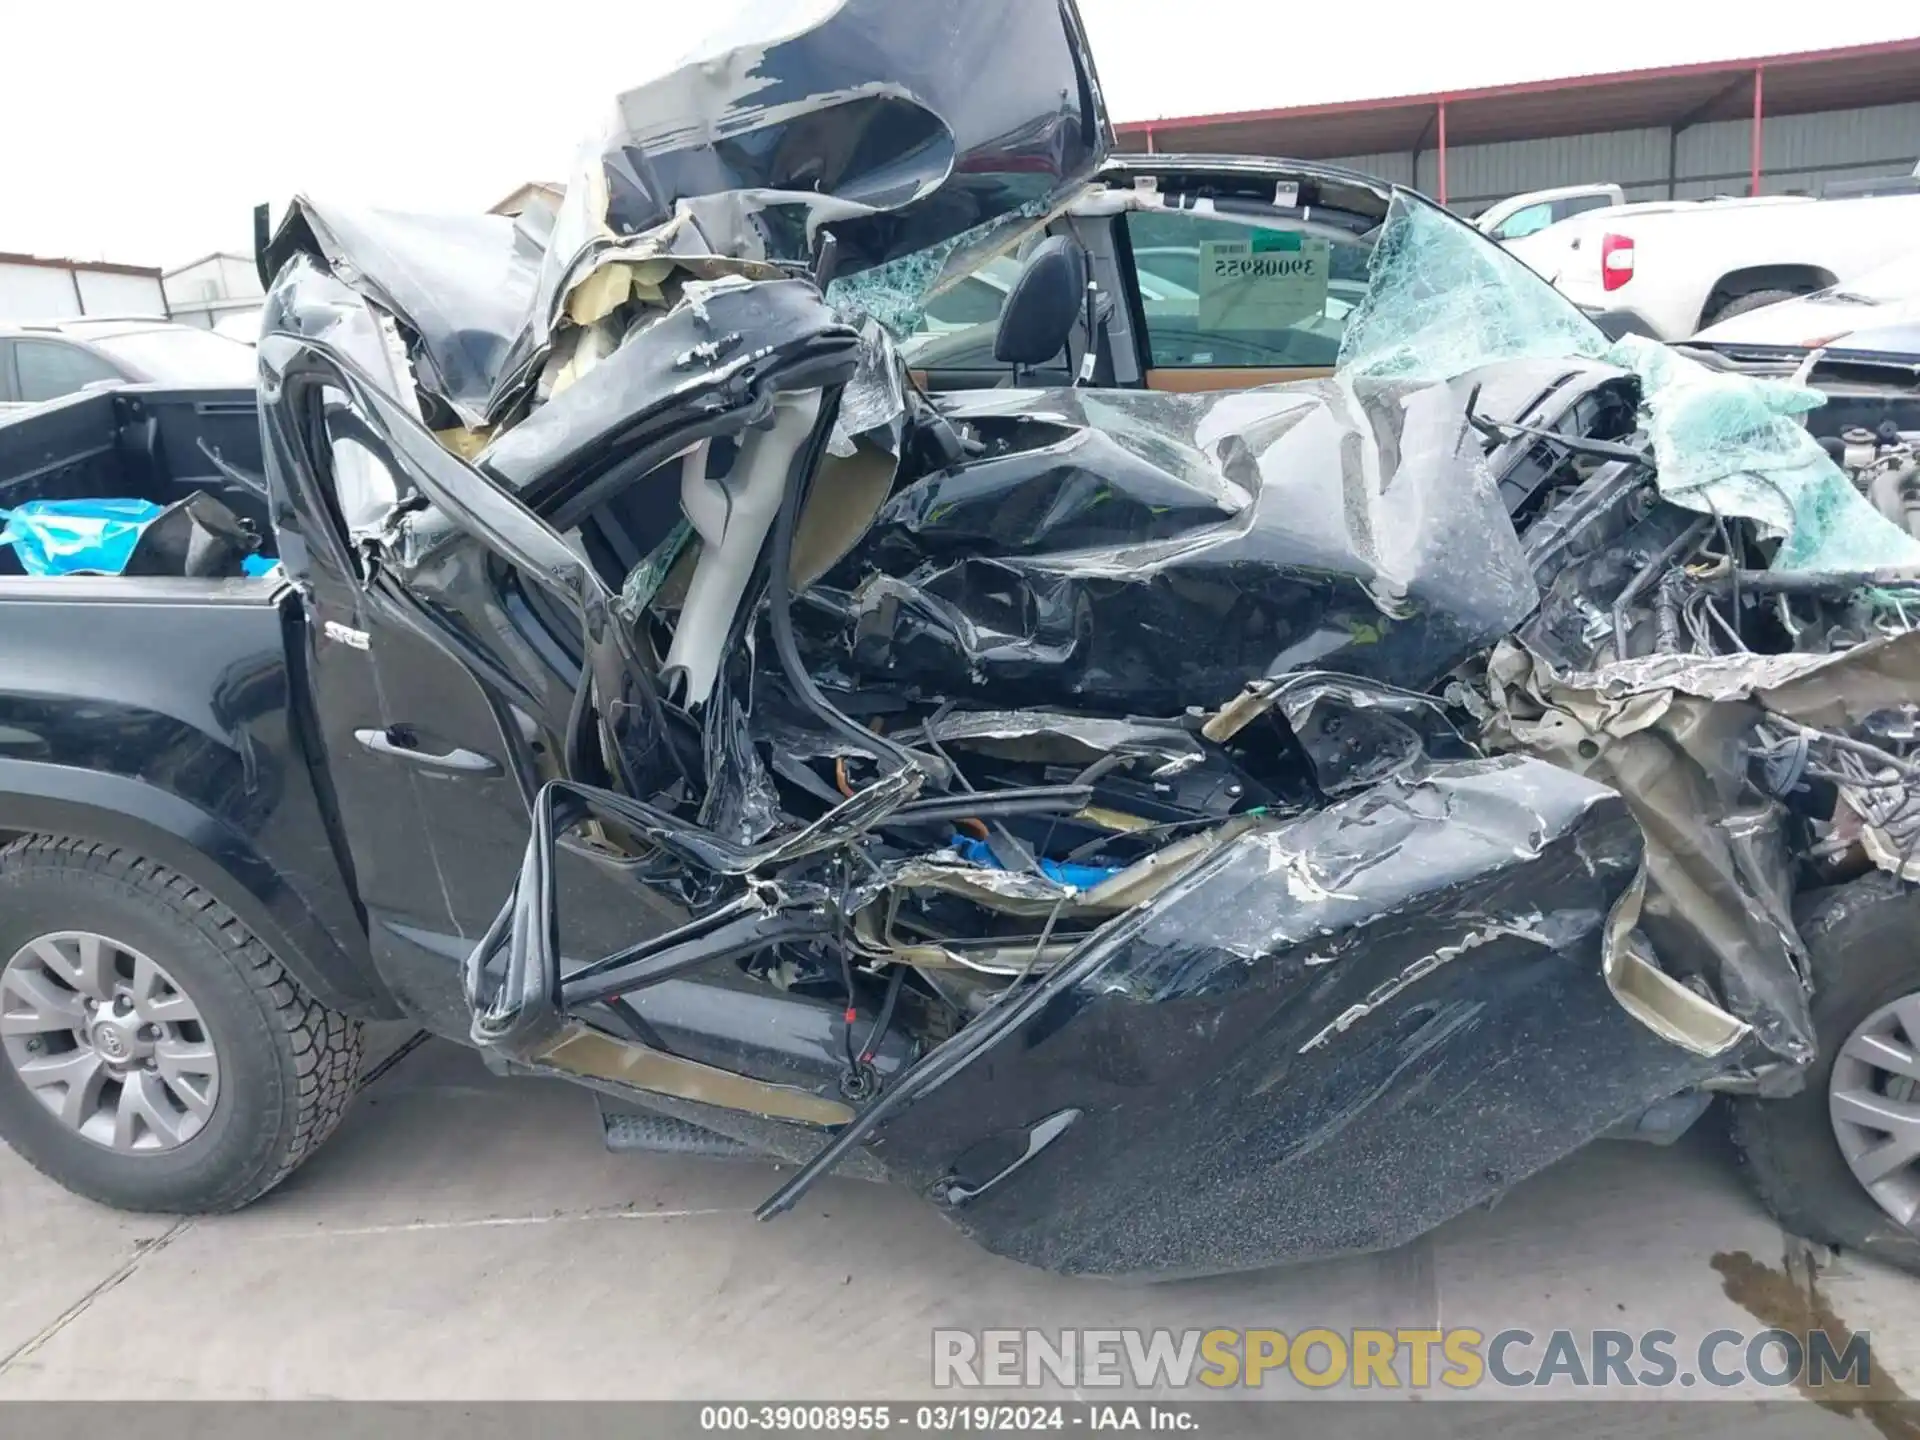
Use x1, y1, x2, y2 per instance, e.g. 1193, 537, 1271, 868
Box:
1704, 288, 1802, 327
1730, 874, 1920, 1275
0, 836, 361, 1212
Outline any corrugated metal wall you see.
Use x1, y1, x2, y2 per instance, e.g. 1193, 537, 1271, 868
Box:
1322, 100, 1920, 212
0, 264, 166, 322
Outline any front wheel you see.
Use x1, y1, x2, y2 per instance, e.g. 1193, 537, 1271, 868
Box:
0, 837, 361, 1212
1731, 875, 1920, 1275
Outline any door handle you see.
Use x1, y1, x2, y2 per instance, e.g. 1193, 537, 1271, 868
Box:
935, 1108, 1081, 1207
354, 726, 501, 776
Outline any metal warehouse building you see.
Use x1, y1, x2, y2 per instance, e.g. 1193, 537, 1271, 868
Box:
1114, 38, 1920, 214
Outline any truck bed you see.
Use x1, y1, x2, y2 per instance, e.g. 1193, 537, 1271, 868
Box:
0, 383, 390, 1016
0, 383, 272, 574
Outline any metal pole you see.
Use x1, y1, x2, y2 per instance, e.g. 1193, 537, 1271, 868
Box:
1145, 125, 1156, 154
1750, 66, 1765, 196
1437, 100, 1448, 205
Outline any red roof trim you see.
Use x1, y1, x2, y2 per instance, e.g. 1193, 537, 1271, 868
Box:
0, 251, 162, 280
1113, 36, 1920, 133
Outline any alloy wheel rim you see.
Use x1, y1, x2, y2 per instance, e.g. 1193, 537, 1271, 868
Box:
0, 931, 220, 1152
1828, 990, 1920, 1231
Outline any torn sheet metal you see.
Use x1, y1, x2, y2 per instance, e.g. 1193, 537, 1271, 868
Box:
265, 0, 1106, 432
257, 253, 417, 411
1533, 646, 1912, 708
501, 0, 1108, 410
865, 756, 1741, 1276
251, 0, 1874, 1283
479, 277, 861, 510
567, 0, 1107, 277
915, 709, 1205, 768
264, 201, 545, 429
828, 320, 907, 456
801, 378, 1540, 711
698, 656, 782, 846
1483, 640, 1816, 1066
1204, 672, 1476, 794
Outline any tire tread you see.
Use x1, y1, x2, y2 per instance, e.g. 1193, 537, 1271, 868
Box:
1729, 873, 1920, 1273
0, 835, 361, 1211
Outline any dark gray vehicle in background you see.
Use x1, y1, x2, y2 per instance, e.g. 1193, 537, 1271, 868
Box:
0, 318, 256, 412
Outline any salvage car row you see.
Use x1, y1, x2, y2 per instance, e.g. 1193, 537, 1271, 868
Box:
0, 0, 1917, 1279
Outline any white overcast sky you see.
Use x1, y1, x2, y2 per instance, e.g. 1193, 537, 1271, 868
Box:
3, 0, 1914, 268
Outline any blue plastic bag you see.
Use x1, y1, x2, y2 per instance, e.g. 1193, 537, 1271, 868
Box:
0, 499, 163, 575
0, 499, 279, 578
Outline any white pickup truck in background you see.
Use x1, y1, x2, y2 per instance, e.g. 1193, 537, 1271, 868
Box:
1474, 183, 1624, 243
1494, 173, 1920, 341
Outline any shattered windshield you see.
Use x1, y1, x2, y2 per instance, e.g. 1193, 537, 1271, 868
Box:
825, 200, 1060, 340
1342, 191, 1920, 575
1337, 192, 1609, 379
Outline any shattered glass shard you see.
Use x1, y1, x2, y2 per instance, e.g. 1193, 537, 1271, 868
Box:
616, 518, 693, 624
1336, 192, 1610, 382
1336, 191, 1920, 576
1603, 333, 1920, 574
826, 200, 1058, 340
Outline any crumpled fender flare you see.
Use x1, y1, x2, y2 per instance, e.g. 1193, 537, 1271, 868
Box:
0, 758, 399, 1020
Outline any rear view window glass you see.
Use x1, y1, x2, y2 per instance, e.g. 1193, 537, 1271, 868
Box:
1126, 212, 1372, 369
13, 341, 121, 402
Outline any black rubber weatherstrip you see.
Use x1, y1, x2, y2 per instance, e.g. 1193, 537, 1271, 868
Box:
763, 389, 948, 786
561, 901, 833, 1007
465, 768, 919, 1050
882, 786, 1093, 828
753, 830, 1249, 1219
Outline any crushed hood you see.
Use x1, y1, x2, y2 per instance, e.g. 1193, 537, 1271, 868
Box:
578, 0, 1109, 276
265, 0, 1106, 430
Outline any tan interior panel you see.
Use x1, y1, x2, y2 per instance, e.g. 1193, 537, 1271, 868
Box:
1144, 366, 1336, 393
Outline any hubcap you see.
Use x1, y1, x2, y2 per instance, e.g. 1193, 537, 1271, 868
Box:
0, 932, 220, 1153
1828, 990, 1920, 1231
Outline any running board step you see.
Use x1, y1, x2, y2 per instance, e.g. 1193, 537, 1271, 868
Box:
599, 1102, 755, 1159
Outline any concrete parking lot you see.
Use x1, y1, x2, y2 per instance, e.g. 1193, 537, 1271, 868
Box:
2, 1023, 1916, 1428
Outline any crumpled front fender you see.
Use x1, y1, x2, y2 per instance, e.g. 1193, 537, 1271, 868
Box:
866, 755, 1743, 1277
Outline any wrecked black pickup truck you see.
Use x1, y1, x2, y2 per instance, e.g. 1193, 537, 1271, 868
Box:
3, 0, 1920, 1280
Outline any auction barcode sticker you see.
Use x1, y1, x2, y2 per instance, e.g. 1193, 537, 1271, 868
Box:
1197, 230, 1330, 331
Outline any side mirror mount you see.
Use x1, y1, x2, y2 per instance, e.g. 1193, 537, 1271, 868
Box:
992, 236, 1088, 370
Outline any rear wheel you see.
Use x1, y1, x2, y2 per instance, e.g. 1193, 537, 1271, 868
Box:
1704, 287, 1802, 327
0, 837, 361, 1212
1731, 875, 1920, 1274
